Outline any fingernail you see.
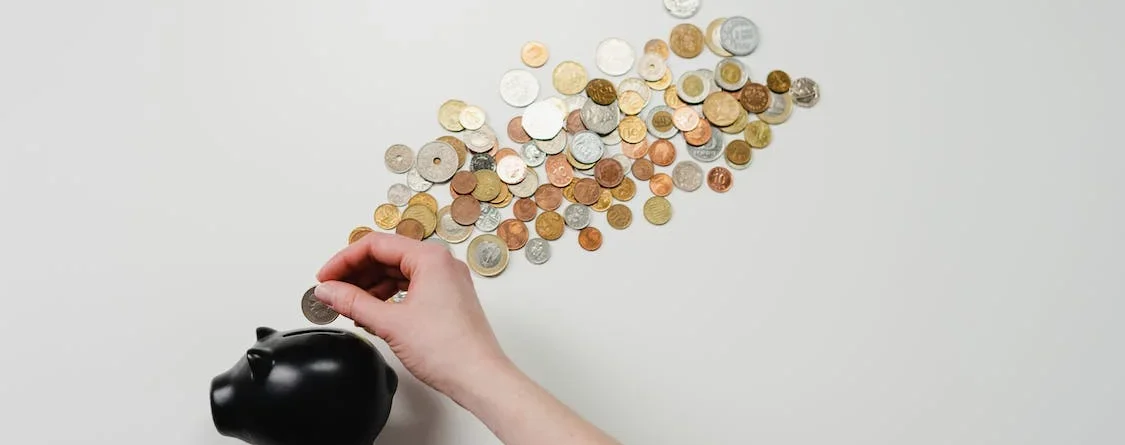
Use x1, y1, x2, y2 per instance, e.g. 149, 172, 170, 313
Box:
314, 281, 340, 304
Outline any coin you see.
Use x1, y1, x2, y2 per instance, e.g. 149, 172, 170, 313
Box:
564, 203, 592, 230
490, 189, 513, 209
745, 120, 772, 148
724, 139, 753, 166
612, 116, 642, 145
415, 141, 459, 183
611, 153, 634, 177
631, 158, 655, 180
567, 147, 597, 171
767, 70, 791, 93
595, 38, 635, 76
464, 126, 498, 154
348, 226, 372, 244
739, 83, 771, 113
702, 92, 741, 127
593, 158, 625, 188
578, 227, 603, 251
644, 38, 670, 59
496, 155, 528, 185
702, 166, 732, 192
791, 77, 820, 108
592, 188, 612, 212
521, 100, 565, 140
715, 58, 748, 91
450, 171, 477, 195
600, 129, 622, 146
406, 169, 433, 192
407, 192, 439, 215
402, 204, 437, 237
534, 211, 565, 240
687, 128, 723, 162
649, 139, 677, 166
384, 144, 414, 174
621, 76, 653, 104
395, 218, 425, 240
433, 206, 473, 244
706, 18, 734, 57
649, 173, 674, 196
520, 41, 549, 68
676, 71, 708, 104
646, 69, 674, 91
459, 105, 487, 131
606, 204, 632, 230
719, 16, 760, 56
571, 131, 606, 165
758, 92, 794, 125
467, 234, 509, 277
585, 79, 617, 106
387, 183, 412, 207
622, 138, 651, 160
573, 178, 602, 206
499, 69, 539, 108
449, 195, 480, 225
509, 168, 539, 198
566, 109, 586, 134
643, 196, 672, 225
475, 203, 502, 232
524, 238, 551, 265
552, 61, 589, 95
636, 52, 667, 82
436, 136, 468, 168
672, 107, 700, 132
301, 286, 339, 325
618, 91, 646, 115
507, 117, 532, 144
663, 0, 700, 18
672, 161, 704, 192
513, 198, 538, 221
664, 85, 687, 108
683, 120, 713, 146
534, 184, 563, 211
470, 153, 496, 172
719, 108, 749, 134
497, 219, 530, 250
471, 170, 502, 201
580, 101, 619, 135
669, 23, 704, 58
610, 177, 636, 201
541, 154, 571, 188
438, 99, 467, 132
562, 178, 578, 203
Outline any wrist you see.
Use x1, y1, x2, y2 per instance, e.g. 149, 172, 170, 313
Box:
439, 354, 526, 410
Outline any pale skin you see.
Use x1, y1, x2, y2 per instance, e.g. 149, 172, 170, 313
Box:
313, 232, 621, 445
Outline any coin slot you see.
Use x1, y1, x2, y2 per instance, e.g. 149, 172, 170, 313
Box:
282, 329, 345, 337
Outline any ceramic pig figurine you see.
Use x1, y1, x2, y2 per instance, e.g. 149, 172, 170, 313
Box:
210, 326, 398, 445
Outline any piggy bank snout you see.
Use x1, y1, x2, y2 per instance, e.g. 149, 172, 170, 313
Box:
210, 370, 244, 441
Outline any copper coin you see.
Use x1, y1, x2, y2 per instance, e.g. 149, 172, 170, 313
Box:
578, 226, 603, 251
534, 184, 563, 211
449, 183, 463, 200
683, 121, 713, 146
766, 70, 792, 93
566, 110, 586, 134
707, 167, 733, 192
545, 153, 574, 187
534, 211, 565, 241
649, 139, 677, 166
496, 219, 530, 250
725, 140, 752, 165
739, 83, 771, 114
395, 218, 425, 240
507, 117, 531, 144
451, 171, 478, 195
573, 178, 602, 205
649, 173, 674, 197
622, 138, 650, 159
451, 195, 482, 225
494, 147, 519, 162
513, 197, 538, 222
585, 78, 617, 106
593, 158, 625, 188
631, 158, 655, 181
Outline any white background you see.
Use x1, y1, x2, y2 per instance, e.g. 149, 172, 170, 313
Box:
1, 0, 1123, 444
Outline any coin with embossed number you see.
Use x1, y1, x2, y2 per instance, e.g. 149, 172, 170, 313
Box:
467, 234, 509, 277
719, 16, 760, 56
524, 238, 551, 265
301, 286, 338, 325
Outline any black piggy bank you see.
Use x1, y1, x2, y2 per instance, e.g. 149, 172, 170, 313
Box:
210, 326, 398, 445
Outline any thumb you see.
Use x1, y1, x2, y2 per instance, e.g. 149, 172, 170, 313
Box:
314, 280, 397, 338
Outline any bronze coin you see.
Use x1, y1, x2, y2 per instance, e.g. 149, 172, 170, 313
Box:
496, 219, 530, 250
631, 158, 655, 181
683, 121, 713, 146
593, 158, 625, 188
725, 140, 753, 165
545, 153, 574, 187
669, 23, 705, 59
566, 110, 586, 134
739, 83, 771, 114
707, 167, 733, 193
644, 38, 670, 60
562, 178, 578, 203
606, 204, 632, 230
394, 218, 425, 240
507, 117, 531, 144
534, 211, 565, 241
348, 226, 373, 244
649, 173, 674, 197
585, 78, 617, 106
437, 135, 468, 169
451, 171, 478, 195
573, 178, 602, 205
610, 177, 636, 201
450, 195, 481, 225
622, 138, 650, 159
534, 184, 563, 211
766, 70, 792, 93
513, 197, 538, 222
578, 226, 603, 251
649, 139, 677, 166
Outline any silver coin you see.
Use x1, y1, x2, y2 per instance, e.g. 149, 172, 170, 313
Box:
663, 0, 701, 18
470, 153, 495, 171
611, 153, 634, 175
791, 77, 820, 108
384, 144, 415, 174
574, 166, 596, 177
465, 126, 498, 153
563, 204, 592, 230
496, 155, 528, 185
564, 94, 588, 112
301, 286, 338, 325
415, 141, 459, 183
571, 131, 606, 164
600, 129, 621, 146
387, 183, 412, 207
521, 142, 547, 167
524, 238, 551, 265
458, 105, 487, 131
635, 53, 667, 82
499, 69, 539, 108
646, 105, 679, 139
672, 161, 704, 191
758, 92, 794, 124
686, 129, 723, 162
675, 71, 709, 104
580, 100, 620, 135
521, 100, 565, 140
719, 16, 760, 56
714, 58, 749, 91
617, 77, 652, 106
406, 169, 432, 192
473, 237, 505, 269
390, 290, 407, 303
509, 167, 540, 198
436, 206, 473, 244
537, 129, 567, 154
475, 203, 502, 232
595, 38, 635, 77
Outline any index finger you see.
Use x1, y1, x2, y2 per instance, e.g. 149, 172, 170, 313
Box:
316, 232, 431, 283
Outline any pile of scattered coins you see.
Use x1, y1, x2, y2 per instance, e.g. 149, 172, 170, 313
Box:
304, 3, 822, 323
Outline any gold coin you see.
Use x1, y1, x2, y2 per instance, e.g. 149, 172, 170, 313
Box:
758, 93, 795, 125
471, 170, 502, 202
606, 204, 632, 230
401, 204, 437, 238
489, 183, 511, 204
407, 192, 438, 215
534, 211, 565, 241
664, 85, 687, 109
592, 188, 613, 212
373, 204, 401, 230
767, 70, 792, 93
717, 61, 746, 90
720, 109, 750, 134
643, 196, 672, 225
651, 109, 676, 134
725, 139, 753, 165
437, 135, 468, 169
521, 41, 549, 68
702, 92, 740, 127
610, 177, 636, 201
438, 99, 467, 132
618, 91, 646, 115
745, 120, 772, 148
646, 69, 673, 91
348, 226, 373, 244
562, 178, 578, 203
467, 234, 509, 277
705, 18, 734, 57
669, 24, 705, 58
553, 61, 588, 95
644, 39, 670, 60
490, 187, 513, 208
618, 116, 647, 144
585, 78, 617, 106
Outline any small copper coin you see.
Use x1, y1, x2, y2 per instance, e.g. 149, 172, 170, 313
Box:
395, 218, 425, 240
451, 195, 482, 225
606, 204, 632, 230
632, 158, 655, 180
644, 39, 671, 60
622, 138, 650, 159
767, 70, 792, 93
535, 211, 565, 241
649, 139, 677, 166
513, 197, 538, 221
566, 110, 586, 134
707, 167, 733, 193
451, 171, 478, 195
578, 226, 603, 251
593, 158, 625, 188
573, 178, 602, 205
739, 83, 771, 114
521, 41, 550, 68
545, 154, 574, 187
649, 173, 674, 197
585, 79, 617, 106
496, 219, 530, 250
507, 117, 532, 144
683, 121, 713, 146
348, 226, 373, 244
534, 184, 563, 211
725, 140, 753, 165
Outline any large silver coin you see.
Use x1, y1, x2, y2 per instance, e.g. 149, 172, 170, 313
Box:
686, 129, 723, 162
521, 100, 565, 140
301, 286, 338, 325
537, 129, 568, 154
521, 142, 547, 167
524, 238, 551, 265
499, 69, 539, 108
595, 38, 635, 77
436, 206, 473, 244
672, 160, 704, 192
475, 203, 502, 232
714, 58, 748, 91
663, 0, 701, 18
384, 144, 414, 174
387, 183, 412, 207
791, 77, 820, 108
465, 126, 497, 153
415, 141, 459, 183
719, 16, 760, 56
509, 168, 540, 198
646, 105, 679, 139
470, 153, 496, 171
563, 204, 592, 230
571, 131, 606, 164
405, 169, 432, 192
580, 101, 620, 135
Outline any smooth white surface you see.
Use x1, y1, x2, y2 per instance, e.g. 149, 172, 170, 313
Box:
1, 0, 1123, 444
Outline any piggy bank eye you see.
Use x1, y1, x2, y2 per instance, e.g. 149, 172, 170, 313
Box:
246, 348, 274, 382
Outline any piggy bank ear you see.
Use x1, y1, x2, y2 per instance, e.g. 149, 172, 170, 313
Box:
246, 348, 274, 382
255, 327, 277, 340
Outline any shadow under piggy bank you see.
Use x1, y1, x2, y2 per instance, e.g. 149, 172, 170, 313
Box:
210, 326, 398, 445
